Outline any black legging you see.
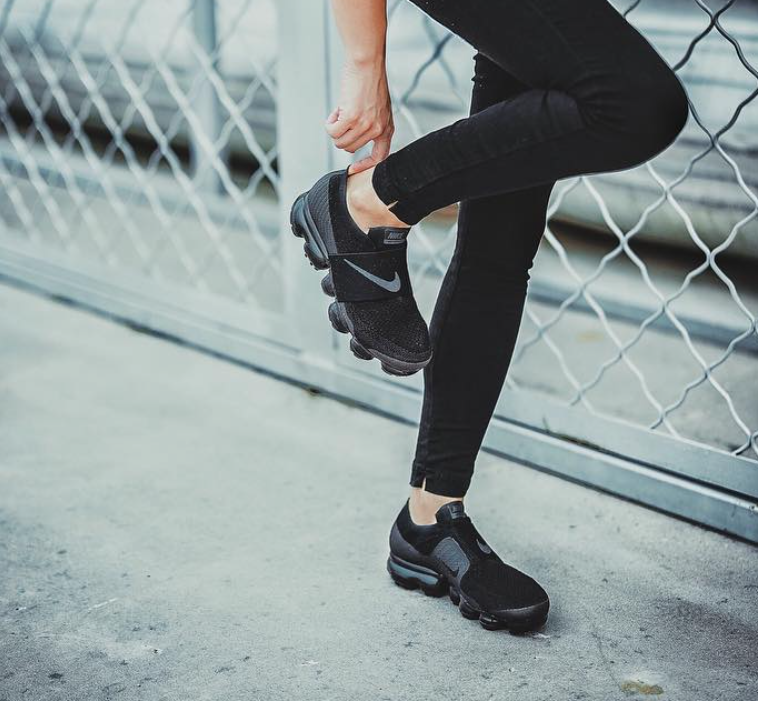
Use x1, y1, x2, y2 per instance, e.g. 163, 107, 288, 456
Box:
372, 0, 689, 496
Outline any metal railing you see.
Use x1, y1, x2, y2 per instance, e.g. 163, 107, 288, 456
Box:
0, 0, 756, 540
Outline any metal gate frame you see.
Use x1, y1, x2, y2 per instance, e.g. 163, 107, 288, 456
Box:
0, 0, 756, 541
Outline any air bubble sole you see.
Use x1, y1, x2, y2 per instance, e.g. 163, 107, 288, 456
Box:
386, 553, 549, 634
290, 192, 430, 377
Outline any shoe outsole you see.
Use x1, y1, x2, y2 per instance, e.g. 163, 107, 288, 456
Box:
290, 193, 431, 377
386, 553, 549, 634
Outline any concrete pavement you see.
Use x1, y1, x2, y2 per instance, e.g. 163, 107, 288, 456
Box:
0, 282, 756, 701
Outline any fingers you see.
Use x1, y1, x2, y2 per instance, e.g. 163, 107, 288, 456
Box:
325, 110, 390, 154
349, 134, 392, 175
330, 122, 375, 152
325, 108, 351, 140
326, 108, 394, 177
371, 133, 392, 163
348, 158, 373, 176
336, 128, 374, 153
325, 108, 366, 145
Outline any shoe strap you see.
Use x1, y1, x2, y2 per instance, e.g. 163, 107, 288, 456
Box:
330, 247, 412, 302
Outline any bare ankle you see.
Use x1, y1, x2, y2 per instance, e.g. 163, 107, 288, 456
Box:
408, 482, 464, 526
346, 167, 410, 233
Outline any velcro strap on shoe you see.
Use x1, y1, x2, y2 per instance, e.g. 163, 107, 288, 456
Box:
330, 247, 412, 302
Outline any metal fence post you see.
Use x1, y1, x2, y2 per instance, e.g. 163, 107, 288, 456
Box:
277, 0, 337, 373
191, 0, 224, 194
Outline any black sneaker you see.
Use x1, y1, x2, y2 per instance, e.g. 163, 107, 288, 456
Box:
289, 168, 431, 376
387, 500, 549, 633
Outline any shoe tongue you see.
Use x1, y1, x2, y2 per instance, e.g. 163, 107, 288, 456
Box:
435, 500, 467, 523
368, 226, 410, 248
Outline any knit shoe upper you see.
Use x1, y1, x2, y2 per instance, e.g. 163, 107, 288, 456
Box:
304, 168, 431, 366
389, 500, 549, 628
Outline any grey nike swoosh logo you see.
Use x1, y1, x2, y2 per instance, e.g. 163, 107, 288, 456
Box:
345, 260, 401, 293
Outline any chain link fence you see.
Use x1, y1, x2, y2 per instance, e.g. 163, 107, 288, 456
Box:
0, 0, 280, 303
0, 0, 756, 538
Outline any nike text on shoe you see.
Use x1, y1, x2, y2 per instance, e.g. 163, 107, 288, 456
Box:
289, 168, 432, 376
387, 500, 550, 633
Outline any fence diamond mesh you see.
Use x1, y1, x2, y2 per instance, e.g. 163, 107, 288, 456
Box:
0, 0, 280, 305
0, 0, 756, 487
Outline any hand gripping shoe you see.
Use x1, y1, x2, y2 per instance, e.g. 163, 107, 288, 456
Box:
289, 168, 432, 376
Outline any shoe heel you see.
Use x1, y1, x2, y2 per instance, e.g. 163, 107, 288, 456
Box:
290, 194, 329, 270
387, 554, 446, 597
289, 194, 310, 241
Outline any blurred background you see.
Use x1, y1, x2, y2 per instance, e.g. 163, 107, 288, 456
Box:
0, 1, 756, 698
1, 0, 755, 533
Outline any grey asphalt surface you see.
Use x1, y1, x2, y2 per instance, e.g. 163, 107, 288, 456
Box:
1, 282, 756, 701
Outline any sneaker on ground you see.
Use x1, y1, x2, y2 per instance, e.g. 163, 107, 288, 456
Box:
387, 499, 550, 632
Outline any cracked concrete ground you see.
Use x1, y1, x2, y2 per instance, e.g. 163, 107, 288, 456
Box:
0, 282, 756, 701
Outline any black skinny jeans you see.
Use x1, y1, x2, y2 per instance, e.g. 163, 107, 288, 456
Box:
371, 0, 689, 497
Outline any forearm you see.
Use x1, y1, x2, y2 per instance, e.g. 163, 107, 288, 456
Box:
330, 0, 388, 66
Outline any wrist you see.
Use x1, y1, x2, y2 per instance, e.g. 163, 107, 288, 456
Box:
345, 51, 386, 70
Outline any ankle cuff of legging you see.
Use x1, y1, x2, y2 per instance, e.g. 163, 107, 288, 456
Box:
372, 158, 402, 207
409, 468, 472, 498
409, 469, 425, 489
372, 160, 426, 226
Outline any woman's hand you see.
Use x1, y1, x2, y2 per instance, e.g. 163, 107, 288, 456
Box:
326, 59, 394, 175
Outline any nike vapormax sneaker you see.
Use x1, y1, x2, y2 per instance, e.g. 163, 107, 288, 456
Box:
387, 500, 549, 632
289, 168, 432, 376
